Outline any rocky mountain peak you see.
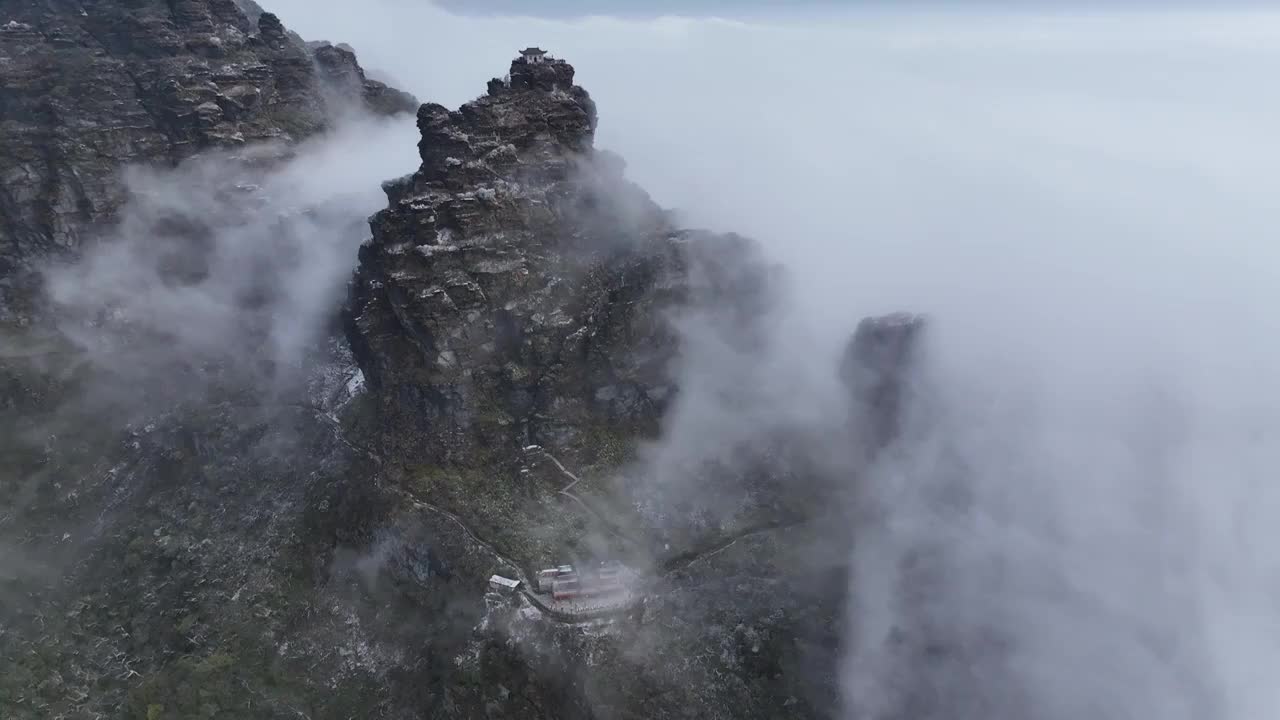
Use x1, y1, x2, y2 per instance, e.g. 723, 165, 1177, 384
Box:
256, 10, 287, 43
311, 40, 419, 117
843, 312, 928, 455
507, 49, 581, 92
347, 50, 758, 467
412, 51, 597, 190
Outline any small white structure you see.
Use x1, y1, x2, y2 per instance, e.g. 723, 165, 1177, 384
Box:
489, 574, 521, 592
535, 565, 574, 593
520, 47, 548, 64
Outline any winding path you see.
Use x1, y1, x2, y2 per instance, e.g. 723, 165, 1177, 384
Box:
315, 417, 806, 622
530, 446, 643, 547
658, 519, 803, 576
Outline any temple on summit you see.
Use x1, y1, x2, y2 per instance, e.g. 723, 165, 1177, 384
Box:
520, 47, 549, 63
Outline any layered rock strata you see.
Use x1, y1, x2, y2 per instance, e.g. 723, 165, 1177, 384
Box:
0, 1, 416, 320
347, 52, 761, 467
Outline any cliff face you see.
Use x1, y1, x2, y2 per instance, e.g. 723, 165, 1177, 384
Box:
843, 312, 928, 457
0, 0, 415, 320
0, 4, 425, 718
347, 55, 761, 468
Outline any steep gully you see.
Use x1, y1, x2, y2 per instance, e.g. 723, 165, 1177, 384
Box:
306, 400, 538, 599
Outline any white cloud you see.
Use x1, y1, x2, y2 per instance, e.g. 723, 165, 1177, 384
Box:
46, 114, 419, 407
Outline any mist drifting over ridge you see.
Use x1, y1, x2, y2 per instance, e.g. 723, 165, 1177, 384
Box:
42, 113, 418, 410
245, 2, 1280, 717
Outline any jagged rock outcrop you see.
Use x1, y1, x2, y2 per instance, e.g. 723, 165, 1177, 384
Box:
311, 41, 419, 117
347, 52, 759, 467
842, 312, 927, 455
0, 0, 417, 320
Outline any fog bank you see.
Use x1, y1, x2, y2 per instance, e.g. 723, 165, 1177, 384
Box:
45, 114, 418, 409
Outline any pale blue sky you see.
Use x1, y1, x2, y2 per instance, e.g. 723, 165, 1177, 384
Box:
439, 0, 1257, 18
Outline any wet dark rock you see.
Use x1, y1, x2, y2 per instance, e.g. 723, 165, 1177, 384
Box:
347, 52, 751, 469
0, 2, 424, 718
508, 53, 582, 93
312, 41, 419, 117
0, 0, 415, 323
842, 312, 927, 454
256, 11, 286, 43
